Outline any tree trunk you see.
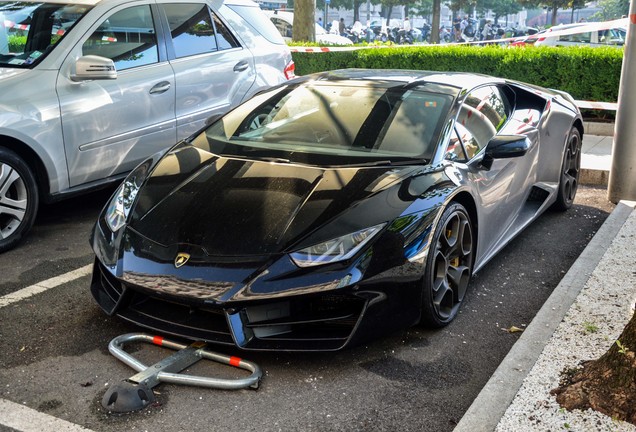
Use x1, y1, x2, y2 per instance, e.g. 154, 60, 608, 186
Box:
353, 0, 360, 23
552, 312, 636, 425
551, 6, 559, 25
431, 0, 440, 43
293, 0, 316, 42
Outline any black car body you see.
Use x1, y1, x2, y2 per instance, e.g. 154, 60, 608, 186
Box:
90, 69, 583, 351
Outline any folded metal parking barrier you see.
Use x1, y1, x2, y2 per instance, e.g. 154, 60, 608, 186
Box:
102, 333, 262, 413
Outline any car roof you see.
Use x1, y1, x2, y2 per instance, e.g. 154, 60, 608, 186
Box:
312, 69, 502, 92
14, 0, 250, 7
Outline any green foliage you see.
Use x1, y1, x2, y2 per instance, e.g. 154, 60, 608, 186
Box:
8, 35, 26, 52
292, 45, 623, 101
590, 0, 629, 20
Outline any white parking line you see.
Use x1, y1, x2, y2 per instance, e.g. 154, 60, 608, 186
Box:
1, 265, 96, 431
0, 398, 95, 431
0, 264, 92, 309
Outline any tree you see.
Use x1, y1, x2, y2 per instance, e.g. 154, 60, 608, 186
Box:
478, 0, 523, 24
519, 0, 570, 25
590, 0, 629, 20
378, 0, 417, 25
569, 0, 586, 23
316, 0, 365, 23
293, 0, 316, 41
552, 312, 636, 424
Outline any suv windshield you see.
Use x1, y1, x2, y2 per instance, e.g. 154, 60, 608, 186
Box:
199, 80, 454, 166
0, 1, 92, 68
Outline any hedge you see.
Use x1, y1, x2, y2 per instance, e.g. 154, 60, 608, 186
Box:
291, 45, 623, 102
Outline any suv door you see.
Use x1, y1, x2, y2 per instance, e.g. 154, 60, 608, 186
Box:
57, 3, 177, 187
158, 2, 256, 139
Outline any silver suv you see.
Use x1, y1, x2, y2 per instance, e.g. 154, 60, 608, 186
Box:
0, 0, 294, 252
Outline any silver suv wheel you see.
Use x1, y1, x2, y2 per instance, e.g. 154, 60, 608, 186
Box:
0, 148, 38, 252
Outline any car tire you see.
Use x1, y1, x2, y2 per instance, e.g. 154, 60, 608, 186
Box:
0, 147, 39, 253
552, 127, 581, 211
420, 202, 474, 328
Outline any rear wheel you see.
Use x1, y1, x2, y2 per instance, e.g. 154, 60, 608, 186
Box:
552, 127, 581, 211
0, 147, 39, 253
420, 202, 474, 328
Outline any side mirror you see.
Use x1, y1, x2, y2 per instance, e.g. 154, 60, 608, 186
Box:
71, 55, 117, 82
480, 135, 531, 170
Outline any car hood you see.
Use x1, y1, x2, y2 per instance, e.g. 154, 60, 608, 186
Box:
129, 145, 424, 257
0, 68, 28, 81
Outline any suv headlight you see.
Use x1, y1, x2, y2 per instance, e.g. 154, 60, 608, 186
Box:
290, 224, 386, 267
105, 161, 151, 232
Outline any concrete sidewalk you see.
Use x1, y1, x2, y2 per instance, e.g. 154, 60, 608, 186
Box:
456, 126, 636, 431
581, 133, 613, 186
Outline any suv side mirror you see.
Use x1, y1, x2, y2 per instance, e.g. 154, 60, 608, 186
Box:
71, 55, 117, 82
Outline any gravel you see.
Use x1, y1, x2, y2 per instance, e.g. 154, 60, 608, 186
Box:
496, 203, 636, 432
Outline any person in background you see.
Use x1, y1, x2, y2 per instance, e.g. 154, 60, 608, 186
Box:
317, 17, 323, 28
481, 19, 492, 41
403, 16, 411, 32
339, 18, 346, 36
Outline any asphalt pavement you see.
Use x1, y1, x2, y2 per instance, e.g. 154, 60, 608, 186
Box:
458, 129, 636, 431
0, 129, 624, 432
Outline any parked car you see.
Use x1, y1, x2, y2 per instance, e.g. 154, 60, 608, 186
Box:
266, 10, 353, 45
512, 22, 627, 47
0, 0, 294, 252
90, 69, 583, 351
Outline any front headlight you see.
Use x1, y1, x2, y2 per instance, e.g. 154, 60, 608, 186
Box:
290, 224, 386, 268
105, 161, 151, 232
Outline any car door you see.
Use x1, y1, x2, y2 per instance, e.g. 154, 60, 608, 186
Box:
158, 1, 257, 140
57, 2, 177, 188
454, 85, 535, 261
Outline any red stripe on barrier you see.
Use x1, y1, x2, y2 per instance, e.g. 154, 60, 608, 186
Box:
631, 14, 636, 25
152, 335, 164, 346
229, 356, 241, 367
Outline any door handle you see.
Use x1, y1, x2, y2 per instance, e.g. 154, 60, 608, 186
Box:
149, 81, 171, 94
233, 61, 249, 72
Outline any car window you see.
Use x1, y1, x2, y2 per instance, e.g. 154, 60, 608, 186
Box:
212, 11, 239, 49
162, 3, 238, 58
559, 31, 591, 43
271, 16, 292, 38
445, 128, 468, 162
456, 86, 509, 158
0, 2, 92, 68
201, 81, 455, 165
82, 5, 158, 71
163, 4, 217, 57
229, 4, 286, 45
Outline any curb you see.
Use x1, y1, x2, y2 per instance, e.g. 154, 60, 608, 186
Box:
580, 168, 609, 186
584, 121, 614, 137
454, 201, 634, 432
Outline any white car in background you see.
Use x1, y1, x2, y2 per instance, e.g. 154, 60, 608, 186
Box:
266, 11, 353, 45
532, 22, 627, 47
0, 0, 294, 252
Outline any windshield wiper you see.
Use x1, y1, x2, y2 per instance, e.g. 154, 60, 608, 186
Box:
329, 158, 428, 168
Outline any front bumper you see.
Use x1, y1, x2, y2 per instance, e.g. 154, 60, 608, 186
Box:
91, 259, 421, 351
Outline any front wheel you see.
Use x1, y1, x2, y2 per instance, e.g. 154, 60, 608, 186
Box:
420, 202, 474, 328
552, 127, 581, 211
0, 147, 39, 253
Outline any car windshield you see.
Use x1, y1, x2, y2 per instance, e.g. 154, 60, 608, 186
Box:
0, 1, 92, 68
198, 80, 455, 166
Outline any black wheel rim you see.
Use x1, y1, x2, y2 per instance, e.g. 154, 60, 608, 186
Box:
0, 162, 28, 240
561, 132, 581, 206
431, 211, 473, 321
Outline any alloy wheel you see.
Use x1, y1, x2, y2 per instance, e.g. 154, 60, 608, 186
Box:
561, 131, 581, 206
0, 161, 28, 240
431, 210, 473, 320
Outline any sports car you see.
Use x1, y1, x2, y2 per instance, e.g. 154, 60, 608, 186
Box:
90, 69, 582, 351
